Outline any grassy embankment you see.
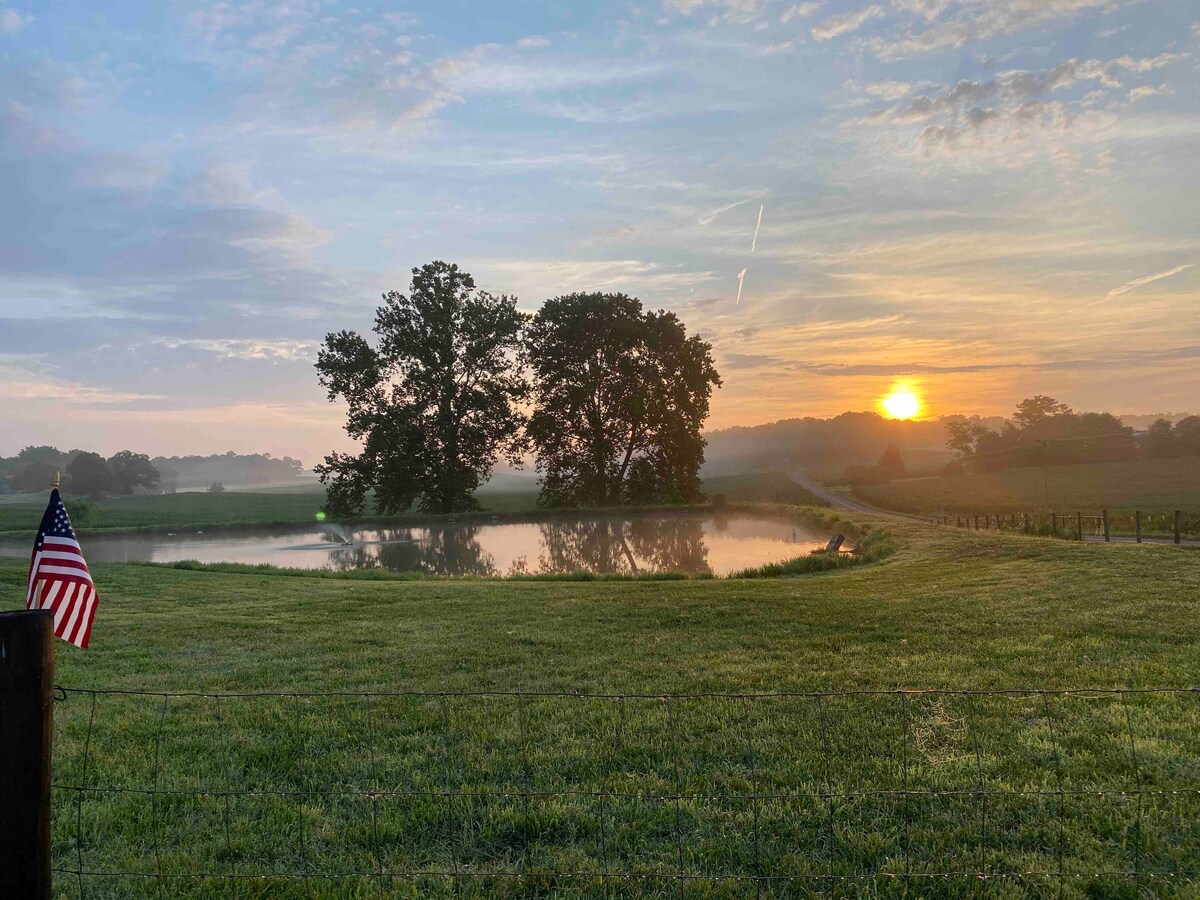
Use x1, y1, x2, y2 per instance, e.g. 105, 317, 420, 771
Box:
856, 457, 1200, 537
3, 515, 1198, 897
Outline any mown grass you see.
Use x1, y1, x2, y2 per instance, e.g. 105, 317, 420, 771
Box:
3, 516, 1199, 897
857, 457, 1200, 519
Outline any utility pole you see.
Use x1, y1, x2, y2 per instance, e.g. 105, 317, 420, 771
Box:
1041, 439, 1050, 512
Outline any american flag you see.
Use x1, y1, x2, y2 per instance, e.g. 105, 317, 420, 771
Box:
27, 488, 98, 648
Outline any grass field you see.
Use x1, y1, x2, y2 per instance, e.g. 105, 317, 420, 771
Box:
4, 515, 1199, 897
0, 471, 816, 537
856, 457, 1200, 519
701, 470, 825, 508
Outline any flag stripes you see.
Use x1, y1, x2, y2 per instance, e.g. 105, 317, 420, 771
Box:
26, 489, 98, 648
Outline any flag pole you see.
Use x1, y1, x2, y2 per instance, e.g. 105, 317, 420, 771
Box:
51, 470, 60, 489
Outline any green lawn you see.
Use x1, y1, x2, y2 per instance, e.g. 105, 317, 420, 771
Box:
4, 516, 1199, 897
857, 457, 1200, 520
701, 470, 826, 507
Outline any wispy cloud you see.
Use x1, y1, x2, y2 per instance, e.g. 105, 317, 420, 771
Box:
813, 5, 883, 41
0, 5, 32, 35
1106, 264, 1194, 299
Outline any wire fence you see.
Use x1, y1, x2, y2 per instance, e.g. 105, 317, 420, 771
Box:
937, 510, 1199, 544
49, 686, 1200, 898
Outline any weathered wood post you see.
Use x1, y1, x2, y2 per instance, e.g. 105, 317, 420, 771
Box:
1010, 512, 1017, 529
1075, 512, 1083, 541
0, 609, 55, 900
1135, 511, 1141, 544
974, 516, 979, 530
985, 514, 991, 529
1176, 510, 1183, 545
1102, 509, 1110, 542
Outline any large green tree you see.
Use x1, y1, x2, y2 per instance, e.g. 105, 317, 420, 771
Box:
524, 292, 720, 507
315, 261, 527, 515
64, 451, 115, 498
107, 450, 161, 494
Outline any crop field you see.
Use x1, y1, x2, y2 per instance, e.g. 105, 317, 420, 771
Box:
856, 457, 1200, 519
3, 514, 1199, 896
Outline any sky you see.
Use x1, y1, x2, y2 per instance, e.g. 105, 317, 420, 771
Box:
1, 0, 1198, 462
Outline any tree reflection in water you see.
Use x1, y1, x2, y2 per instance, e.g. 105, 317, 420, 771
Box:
328, 525, 498, 577
536, 515, 711, 576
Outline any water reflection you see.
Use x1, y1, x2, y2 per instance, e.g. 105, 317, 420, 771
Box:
538, 516, 710, 575
0, 512, 831, 577
329, 525, 499, 577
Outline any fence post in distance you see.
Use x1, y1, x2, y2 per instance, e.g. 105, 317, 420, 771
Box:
0, 609, 55, 900
1176, 510, 1182, 545
1076, 512, 1083, 541
1135, 511, 1141, 544
1102, 509, 1110, 543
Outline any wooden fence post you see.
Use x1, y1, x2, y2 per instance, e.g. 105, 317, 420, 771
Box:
1075, 511, 1083, 541
1102, 509, 1110, 542
974, 516, 979, 530
1176, 510, 1183, 545
0, 609, 55, 900
1135, 510, 1141, 544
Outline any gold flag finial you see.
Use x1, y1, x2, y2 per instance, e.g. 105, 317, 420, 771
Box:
51, 470, 61, 489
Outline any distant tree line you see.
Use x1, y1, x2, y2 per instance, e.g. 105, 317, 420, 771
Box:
944, 396, 1141, 473
1141, 416, 1200, 459
0, 448, 306, 497
316, 261, 721, 515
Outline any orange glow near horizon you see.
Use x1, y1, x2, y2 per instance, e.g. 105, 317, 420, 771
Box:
881, 386, 922, 420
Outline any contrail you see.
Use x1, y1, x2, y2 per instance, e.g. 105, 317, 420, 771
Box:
1106, 264, 1194, 299
735, 267, 748, 305
750, 203, 764, 253
698, 197, 754, 225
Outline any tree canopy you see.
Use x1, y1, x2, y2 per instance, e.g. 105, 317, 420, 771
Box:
315, 261, 528, 515
107, 450, 161, 495
64, 451, 115, 498
524, 292, 720, 507
945, 397, 1138, 471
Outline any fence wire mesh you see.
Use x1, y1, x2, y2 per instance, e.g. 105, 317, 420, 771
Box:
49, 687, 1200, 897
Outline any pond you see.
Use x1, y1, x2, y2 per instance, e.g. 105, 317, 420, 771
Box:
0, 511, 839, 577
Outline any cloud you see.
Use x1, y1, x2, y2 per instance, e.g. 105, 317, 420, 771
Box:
848, 53, 1186, 158
813, 5, 883, 41
661, 0, 766, 23
1129, 84, 1173, 102
724, 352, 780, 368
1105, 265, 1194, 299
1, 5, 31, 35
780, 3, 820, 23
517, 35, 550, 48
152, 338, 320, 361
864, 0, 1132, 60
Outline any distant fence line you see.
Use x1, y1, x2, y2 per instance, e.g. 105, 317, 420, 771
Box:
40, 685, 1200, 896
936, 509, 1196, 544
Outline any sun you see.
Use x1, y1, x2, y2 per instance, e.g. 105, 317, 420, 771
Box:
882, 388, 921, 420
